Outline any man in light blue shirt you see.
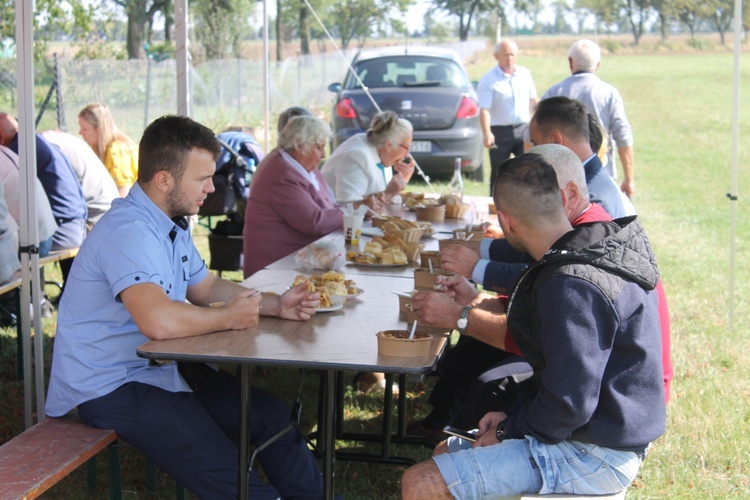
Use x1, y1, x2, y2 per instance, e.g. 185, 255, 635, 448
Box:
46, 115, 324, 499
476, 40, 538, 195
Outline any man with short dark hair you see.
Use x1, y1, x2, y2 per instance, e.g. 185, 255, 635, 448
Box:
402, 153, 665, 499
46, 115, 325, 498
529, 95, 634, 218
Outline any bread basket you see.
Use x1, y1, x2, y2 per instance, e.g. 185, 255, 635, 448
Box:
444, 203, 470, 219
416, 205, 446, 222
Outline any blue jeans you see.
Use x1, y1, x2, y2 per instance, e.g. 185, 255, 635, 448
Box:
434, 435, 642, 498
79, 363, 324, 499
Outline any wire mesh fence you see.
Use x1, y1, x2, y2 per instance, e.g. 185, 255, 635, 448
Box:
8, 39, 487, 144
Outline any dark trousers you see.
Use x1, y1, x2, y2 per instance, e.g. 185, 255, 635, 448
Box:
423, 335, 514, 430
78, 363, 324, 499
489, 124, 527, 195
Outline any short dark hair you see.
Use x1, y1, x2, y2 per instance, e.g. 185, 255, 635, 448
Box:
278, 106, 312, 134
138, 115, 221, 183
492, 154, 563, 225
533, 96, 589, 144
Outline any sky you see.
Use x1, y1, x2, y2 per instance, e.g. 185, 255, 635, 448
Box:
249, 0, 558, 35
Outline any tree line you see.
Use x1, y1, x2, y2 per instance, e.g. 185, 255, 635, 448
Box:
0, 0, 746, 62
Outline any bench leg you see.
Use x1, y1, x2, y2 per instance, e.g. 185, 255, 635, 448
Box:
86, 454, 97, 492
146, 457, 157, 491
109, 440, 122, 500
83, 441, 121, 500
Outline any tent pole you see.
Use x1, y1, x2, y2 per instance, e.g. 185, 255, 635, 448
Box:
175, 0, 190, 117
263, 0, 270, 151
15, 0, 43, 428
728, 0, 742, 331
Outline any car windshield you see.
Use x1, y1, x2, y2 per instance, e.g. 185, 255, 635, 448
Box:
346, 56, 467, 90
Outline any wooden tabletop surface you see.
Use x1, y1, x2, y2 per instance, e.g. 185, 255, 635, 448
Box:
137, 196, 498, 371
137, 270, 448, 373
265, 196, 496, 278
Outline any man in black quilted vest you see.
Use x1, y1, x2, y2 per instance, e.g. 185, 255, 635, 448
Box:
402, 153, 665, 499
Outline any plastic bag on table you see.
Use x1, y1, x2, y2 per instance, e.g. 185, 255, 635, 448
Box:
295, 236, 346, 270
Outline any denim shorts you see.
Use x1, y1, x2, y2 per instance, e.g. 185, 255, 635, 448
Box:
433, 435, 642, 499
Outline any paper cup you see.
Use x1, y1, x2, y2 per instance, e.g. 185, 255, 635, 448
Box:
344, 214, 364, 245
377, 330, 433, 357
438, 238, 482, 255
414, 268, 456, 290
397, 290, 417, 313
402, 306, 453, 335
420, 251, 441, 270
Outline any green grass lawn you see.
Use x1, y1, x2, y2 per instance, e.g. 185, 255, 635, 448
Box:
2, 42, 750, 498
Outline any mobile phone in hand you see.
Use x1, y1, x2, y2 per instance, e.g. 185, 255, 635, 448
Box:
443, 426, 477, 442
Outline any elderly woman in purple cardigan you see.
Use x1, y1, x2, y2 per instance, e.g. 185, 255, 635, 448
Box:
243, 115, 342, 277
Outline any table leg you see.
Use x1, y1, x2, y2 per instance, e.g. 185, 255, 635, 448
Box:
323, 369, 335, 500
397, 373, 407, 438
381, 373, 394, 457
239, 365, 250, 500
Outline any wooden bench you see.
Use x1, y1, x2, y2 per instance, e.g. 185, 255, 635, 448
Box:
38, 247, 80, 267
0, 413, 120, 499
0, 270, 22, 297
39, 247, 80, 291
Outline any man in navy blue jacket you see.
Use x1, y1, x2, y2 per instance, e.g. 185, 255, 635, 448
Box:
402, 153, 665, 499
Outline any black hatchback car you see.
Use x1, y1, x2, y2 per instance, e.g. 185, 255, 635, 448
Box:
327, 46, 484, 181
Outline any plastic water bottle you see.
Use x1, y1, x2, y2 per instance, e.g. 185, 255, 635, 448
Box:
449, 157, 464, 199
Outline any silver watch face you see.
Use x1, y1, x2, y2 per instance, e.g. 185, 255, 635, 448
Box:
457, 318, 468, 329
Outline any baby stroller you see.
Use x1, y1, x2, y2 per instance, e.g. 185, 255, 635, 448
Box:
200, 131, 263, 274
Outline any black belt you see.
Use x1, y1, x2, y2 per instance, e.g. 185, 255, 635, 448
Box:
55, 217, 77, 225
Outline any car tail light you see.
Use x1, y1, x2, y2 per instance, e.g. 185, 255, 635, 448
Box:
456, 96, 478, 119
335, 98, 357, 119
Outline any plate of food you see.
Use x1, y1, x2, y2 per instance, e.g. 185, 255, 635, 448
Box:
291, 272, 359, 309
349, 262, 408, 269
341, 288, 364, 300
346, 242, 410, 267
317, 297, 345, 313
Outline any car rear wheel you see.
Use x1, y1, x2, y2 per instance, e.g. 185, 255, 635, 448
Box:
466, 162, 484, 182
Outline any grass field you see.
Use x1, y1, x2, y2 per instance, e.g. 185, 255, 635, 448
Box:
1, 37, 750, 498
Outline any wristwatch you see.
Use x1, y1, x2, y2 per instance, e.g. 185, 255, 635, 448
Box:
456, 306, 472, 335
496, 419, 509, 442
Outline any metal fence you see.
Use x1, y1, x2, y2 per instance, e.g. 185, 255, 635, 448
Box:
15, 39, 487, 144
